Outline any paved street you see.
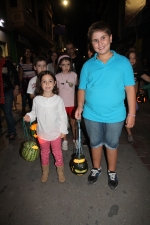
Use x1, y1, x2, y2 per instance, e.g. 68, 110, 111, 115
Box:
0, 95, 150, 225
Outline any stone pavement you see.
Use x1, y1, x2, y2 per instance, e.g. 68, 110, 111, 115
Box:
0, 95, 150, 225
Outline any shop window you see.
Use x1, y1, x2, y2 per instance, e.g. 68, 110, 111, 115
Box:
9, 0, 17, 7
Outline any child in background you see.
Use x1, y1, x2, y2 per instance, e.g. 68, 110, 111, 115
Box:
18, 48, 35, 115
27, 56, 47, 99
56, 55, 78, 151
24, 71, 68, 183
75, 21, 136, 189
125, 51, 150, 143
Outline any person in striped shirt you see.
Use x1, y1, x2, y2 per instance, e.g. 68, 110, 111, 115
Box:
18, 47, 36, 115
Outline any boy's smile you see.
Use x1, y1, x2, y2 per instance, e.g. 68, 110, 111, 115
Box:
91, 31, 112, 58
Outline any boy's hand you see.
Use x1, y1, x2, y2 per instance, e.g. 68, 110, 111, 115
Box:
75, 106, 83, 120
24, 115, 31, 122
125, 115, 135, 128
60, 133, 66, 138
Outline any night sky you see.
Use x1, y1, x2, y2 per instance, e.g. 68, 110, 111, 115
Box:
51, 0, 105, 56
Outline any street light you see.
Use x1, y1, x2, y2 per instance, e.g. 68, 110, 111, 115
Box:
63, 0, 68, 6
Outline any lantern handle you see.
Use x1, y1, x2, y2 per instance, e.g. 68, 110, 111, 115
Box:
76, 120, 83, 157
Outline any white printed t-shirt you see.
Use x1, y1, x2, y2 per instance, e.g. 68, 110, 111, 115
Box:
56, 71, 77, 107
27, 76, 37, 95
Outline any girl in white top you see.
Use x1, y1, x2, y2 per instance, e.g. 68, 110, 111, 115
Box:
56, 55, 78, 151
24, 71, 68, 183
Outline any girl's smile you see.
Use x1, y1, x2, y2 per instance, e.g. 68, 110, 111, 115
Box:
41, 74, 56, 96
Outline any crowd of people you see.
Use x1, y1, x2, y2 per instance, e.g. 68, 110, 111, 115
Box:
0, 20, 150, 189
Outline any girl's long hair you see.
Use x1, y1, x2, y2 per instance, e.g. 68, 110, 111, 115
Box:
22, 47, 33, 64
35, 70, 58, 96
126, 50, 143, 73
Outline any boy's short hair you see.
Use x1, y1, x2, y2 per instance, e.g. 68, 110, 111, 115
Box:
88, 21, 112, 41
66, 41, 76, 48
33, 56, 47, 66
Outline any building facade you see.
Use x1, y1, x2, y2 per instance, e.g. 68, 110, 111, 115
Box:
0, 0, 54, 64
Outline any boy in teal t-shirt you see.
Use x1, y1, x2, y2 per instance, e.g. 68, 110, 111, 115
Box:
75, 21, 136, 189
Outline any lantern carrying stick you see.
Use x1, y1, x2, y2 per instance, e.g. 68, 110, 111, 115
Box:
76, 120, 83, 157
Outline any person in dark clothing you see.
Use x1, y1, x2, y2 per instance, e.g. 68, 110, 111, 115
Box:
66, 41, 89, 146
0, 47, 20, 140
125, 51, 150, 143
66, 41, 85, 79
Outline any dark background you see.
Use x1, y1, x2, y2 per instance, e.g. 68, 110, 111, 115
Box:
51, 0, 114, 55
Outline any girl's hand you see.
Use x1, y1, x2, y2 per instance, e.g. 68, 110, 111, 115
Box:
60, 133, 65, 138
75, 106, 83, 120
24, 115, 31, 122
125, 115, 135, 128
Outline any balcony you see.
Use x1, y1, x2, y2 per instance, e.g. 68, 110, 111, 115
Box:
7, 0, 54, 48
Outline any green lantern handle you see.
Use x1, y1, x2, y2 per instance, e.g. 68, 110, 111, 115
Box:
22, 119, 33, 141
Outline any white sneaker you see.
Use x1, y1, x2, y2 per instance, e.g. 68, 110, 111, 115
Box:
73, 139, 79, 149
62, 140, 68, 151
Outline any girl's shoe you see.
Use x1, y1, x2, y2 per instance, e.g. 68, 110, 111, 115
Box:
6, 133, 16, 141
9, 133, 16, 141
73, 139, 79, 149
57, 166, 65, 183
62, 140, 68, 151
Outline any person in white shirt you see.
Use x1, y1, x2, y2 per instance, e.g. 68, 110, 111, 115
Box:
24, 71, 68, 183
27, 56, 47, 99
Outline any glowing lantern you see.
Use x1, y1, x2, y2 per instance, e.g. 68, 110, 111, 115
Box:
137, 89, 146, 103
30, 123, 38, 138
70, 121, 88, 176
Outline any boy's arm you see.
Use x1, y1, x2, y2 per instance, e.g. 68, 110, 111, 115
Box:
30, 94, 35, 99
125, 86, 136, 128
75, 89, 85, 120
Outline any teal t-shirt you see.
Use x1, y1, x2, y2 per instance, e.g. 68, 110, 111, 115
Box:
79, 51, 135, 123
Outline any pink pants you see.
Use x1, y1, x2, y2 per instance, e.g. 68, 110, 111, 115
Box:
38, 136, 64, 166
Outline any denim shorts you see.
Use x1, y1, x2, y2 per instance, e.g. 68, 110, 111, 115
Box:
84, 118, 124, 150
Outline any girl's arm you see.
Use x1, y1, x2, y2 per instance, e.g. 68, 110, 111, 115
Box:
75, 89, 85, 120
59, 100, 68, 135
25, 99, 37, 122
125, 86, 136, 128
141, 74, 150, 82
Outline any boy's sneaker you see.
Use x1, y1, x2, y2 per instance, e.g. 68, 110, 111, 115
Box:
62, 140, 68, 151
88, 168, 102, 184
108, 171, 118, 189
73, 139, 78, 149
127, 135, 134, 144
